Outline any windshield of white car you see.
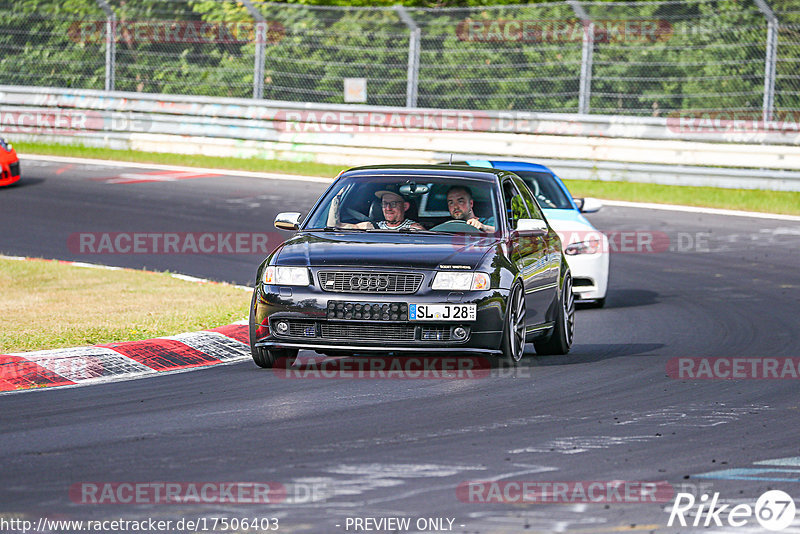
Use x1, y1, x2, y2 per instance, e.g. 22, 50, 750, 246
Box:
512, 171, 574, 210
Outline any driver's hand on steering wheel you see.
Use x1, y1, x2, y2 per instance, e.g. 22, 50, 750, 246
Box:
466, 217, 493, 232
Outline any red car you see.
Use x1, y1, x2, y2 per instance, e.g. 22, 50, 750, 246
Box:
0, 137, 20, 187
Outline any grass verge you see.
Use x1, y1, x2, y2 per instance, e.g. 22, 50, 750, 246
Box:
563, 179, 800, 216
0, 257, 250, 353
17, 141, 800, 216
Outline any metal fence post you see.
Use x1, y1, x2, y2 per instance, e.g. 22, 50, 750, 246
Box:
395, 5, 420, 108
241, 0, 266, 100
568, 0, 592, 115
754, 0, 778, 122
95, 0, 116, 91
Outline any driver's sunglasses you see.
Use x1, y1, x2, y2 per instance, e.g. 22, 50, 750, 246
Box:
381, 200, 403, 209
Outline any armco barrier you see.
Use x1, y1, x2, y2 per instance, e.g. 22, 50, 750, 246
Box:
2, 85, 800, 191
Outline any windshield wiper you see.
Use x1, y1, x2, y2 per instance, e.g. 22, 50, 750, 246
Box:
304, 226, 367, 232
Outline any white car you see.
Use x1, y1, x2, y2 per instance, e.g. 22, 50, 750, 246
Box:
464, 160, 609, 307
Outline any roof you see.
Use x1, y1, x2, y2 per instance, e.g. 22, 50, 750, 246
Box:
467, 160, 556, 174
340, 164, 508, 183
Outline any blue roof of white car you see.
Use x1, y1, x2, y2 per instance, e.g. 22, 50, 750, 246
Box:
466, 160, 554, 173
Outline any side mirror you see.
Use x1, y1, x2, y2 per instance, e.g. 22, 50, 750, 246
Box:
274, 212, 302, 231
574, 197, 603, 213
516, 218, 548, 236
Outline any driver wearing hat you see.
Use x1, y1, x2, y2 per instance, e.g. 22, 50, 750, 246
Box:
329, 186, 425, 230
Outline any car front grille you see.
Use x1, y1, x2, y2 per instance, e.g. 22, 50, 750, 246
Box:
321, 322, 415, 341
420, 326, 452, 341
318, 271, 423, 294
326, 300, 408, 321
288, 321, 317, 337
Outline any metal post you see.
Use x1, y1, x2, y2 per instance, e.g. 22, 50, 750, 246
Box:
395, 5, 420, 108
95, 0, 116, 91
568, 0, 592, 115
754, 0, 778, 122
241, 0, 267, 100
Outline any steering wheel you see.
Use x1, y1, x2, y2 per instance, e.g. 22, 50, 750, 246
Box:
429, 219, 483, 234
345, 208, 370, 222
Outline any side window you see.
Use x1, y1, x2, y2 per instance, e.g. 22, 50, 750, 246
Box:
513, 176, 544, 220
502, 180, 531, 230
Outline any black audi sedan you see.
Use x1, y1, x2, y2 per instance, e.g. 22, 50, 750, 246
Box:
249, 165, 574, 367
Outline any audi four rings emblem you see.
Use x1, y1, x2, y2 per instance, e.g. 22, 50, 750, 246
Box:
350, 274, 390, 290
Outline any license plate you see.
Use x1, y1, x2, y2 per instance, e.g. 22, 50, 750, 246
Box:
409, 304, 476, 321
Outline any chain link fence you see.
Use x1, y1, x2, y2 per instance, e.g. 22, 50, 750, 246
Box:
0, 0, 798, 119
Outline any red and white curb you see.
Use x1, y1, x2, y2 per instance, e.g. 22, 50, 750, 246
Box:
0, 255, 254, 394
0, 322, 251, 394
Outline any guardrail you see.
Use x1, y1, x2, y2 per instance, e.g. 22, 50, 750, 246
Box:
2, 85, 800, 191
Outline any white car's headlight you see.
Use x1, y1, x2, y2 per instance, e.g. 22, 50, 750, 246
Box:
262, 266, 310, 286
565, 239, 602, 255
432, 271, 490, 291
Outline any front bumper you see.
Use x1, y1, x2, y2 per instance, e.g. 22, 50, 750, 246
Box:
565, 250, 609, 301
252, 284, 508, 354
0, 157, 20, 187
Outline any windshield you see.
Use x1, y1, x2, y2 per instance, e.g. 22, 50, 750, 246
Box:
303, 175, 501, 235
512, 171, 574, 210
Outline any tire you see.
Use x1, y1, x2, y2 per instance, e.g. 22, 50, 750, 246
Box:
249, 288, 298, 368
252, 346, 298, 369
495, 282, 526, 367
534, 272, 575, 355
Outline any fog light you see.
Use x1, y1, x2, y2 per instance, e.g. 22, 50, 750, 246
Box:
275, 321, 289, 334
453, 327, 467, 341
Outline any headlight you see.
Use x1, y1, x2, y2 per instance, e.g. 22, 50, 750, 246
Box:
0, 138, 11, 152
432, 271, 490, 291
262, 266, 310, 286
565, 239, 602, 255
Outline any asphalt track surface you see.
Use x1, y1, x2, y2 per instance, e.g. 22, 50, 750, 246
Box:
1, 158, 800, 533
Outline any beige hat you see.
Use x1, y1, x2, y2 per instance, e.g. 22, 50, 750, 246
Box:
374, 186, 407, 202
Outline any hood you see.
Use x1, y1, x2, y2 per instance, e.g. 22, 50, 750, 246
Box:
542, 207, 593, 226
542, 209, 605, 246
274, 231, 499, 270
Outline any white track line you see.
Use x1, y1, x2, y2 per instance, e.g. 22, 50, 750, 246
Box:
21, 154, 333, 184
600, 199, 800, 222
